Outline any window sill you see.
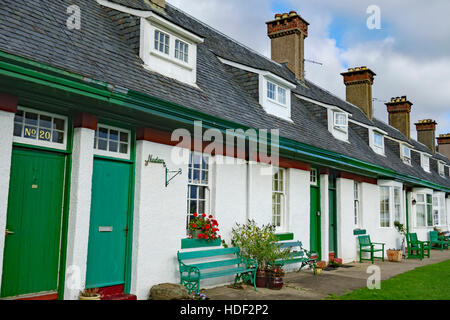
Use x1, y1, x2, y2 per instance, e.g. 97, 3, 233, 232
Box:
181, 238, 221, 249
150, 50, 193, 71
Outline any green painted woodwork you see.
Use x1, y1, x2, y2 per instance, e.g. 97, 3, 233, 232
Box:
1, 148, 66, 298
310, 172, 321, 259
274, 241, 317, 272
1, 50, 450, 194
177, 247, 257, 293
328, 174, 337, 256
406, 233, 431, 260
358, 235, 385, 264
274, 233, 294, 241
86, 159, 132, 288
181, 238, 222, 249
353, 229, 367, 235
429, 231, 448, 251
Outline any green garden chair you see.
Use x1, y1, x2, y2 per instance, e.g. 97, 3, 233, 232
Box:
407, 233, 431, 260
358, 235, 385, 264
429, 231, 449, 251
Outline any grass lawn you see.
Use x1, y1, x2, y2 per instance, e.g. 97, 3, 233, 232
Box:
329, 260, 450, 300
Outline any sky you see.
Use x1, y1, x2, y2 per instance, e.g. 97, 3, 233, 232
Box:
166, 0, 450, 140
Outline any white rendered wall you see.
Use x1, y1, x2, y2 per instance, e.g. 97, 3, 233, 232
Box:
336, 178, 357, 263
0, 110, 14, 292
64, 127, 95, 300
447, 197, 450, 231
247, 161, 272, 225
131, 140, 189, 300
287, 169, 310, 245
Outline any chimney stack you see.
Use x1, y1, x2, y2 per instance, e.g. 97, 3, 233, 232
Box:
437, 134, 450, 159
385, 96, 413, 139
415, 119, 437, 153
341, 67, 376, 120
266, 11, 309, 81
150, 0, 165, 9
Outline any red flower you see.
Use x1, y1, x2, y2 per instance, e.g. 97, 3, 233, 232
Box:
202, 213, 207, 217
193, 213, 198, 217
212, 220, 218, 226
204, 235, 209, 239
205, 224, 211, 230
198, 234, 204, 239
209, 215, 213, 219
192, 224, 197, 229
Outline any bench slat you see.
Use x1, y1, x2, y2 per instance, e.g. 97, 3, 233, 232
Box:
178, 247, 240, 260
200, 267, 254, 279
185, 258, 242, 270
277, 241, 302, 248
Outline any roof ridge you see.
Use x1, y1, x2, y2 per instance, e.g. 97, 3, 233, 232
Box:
166, 2, 285, 69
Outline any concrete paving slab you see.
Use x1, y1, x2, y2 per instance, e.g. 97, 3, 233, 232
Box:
203, 251, 450, 300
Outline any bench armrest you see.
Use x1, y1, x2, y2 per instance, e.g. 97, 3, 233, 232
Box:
241, 257, 258, 269
179, 261, 201, 278
372, 242, 385, 246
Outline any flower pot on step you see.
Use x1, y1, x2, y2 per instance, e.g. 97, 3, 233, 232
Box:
267, 276, 283, 290
387, 249, 402, 262
255, 270, 268, 288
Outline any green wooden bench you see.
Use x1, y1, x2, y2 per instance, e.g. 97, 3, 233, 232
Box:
429, 231, 449, 251
177, 247, 257, 294
407, 233, 431, 260
274, 241, 317, 272
358, 235, 385, 264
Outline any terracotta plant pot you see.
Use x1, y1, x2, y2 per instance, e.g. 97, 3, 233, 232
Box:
387, 250, 402, 262
314, 268, 322, 275
267, 275, 284, 290
255, 270, 268, 288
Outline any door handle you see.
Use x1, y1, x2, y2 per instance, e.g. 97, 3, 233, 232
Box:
317, 211, 321, 216
5, 229, 14, 238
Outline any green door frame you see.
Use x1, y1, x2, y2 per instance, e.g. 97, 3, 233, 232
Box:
7, 110, 73, 301
310, 167, 321, 260
328, 172, 338, 257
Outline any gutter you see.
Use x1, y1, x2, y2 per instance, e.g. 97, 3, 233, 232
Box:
0, 50, 449, 193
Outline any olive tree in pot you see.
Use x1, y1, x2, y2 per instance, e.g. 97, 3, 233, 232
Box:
230, 220, 287, 288
387, 221, 406, 262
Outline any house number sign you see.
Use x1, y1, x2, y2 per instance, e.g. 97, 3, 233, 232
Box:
24, 126, 52, 142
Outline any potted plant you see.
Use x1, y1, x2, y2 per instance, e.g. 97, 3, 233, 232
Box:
392, 220, 406, 261
314, 261, 326, 275
79, 288, 101, 300
267, 265, 285, 290
188, 213, 221, 241
230, 220, 286, 288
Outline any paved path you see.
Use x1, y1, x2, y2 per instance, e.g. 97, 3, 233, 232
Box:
204, 250, 450, 300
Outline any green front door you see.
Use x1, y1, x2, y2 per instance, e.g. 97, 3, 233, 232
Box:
328, 173, 338, 256
1, 148, 66, 298
86, 158, 131, 288
310, 169, 321, 259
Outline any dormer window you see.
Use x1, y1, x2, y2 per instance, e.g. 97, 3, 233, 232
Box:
140, 14, 204, 86
438, 161, 445, 177
421, 154, 431, 173
370, 130, 385, 155
333, 112, 348, 132
402, 145, 412, 165
259, 75, 294, 121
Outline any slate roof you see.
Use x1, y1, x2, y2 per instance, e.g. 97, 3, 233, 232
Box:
0, 0, 449, 189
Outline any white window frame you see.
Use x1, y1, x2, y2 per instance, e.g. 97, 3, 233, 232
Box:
154, 29, 170, 55
415, 191, 433, 228
13, 107, 68, 151
438, 161, 445, 177
333, 112, 348, 133
266, 80, 288, 107
272, 167, 287, 231
372, 131, 385, 155
354, 181, 361, 227
402, 144, 412, 165
175, 39, 189, 63
432, 192, 447, 227
94, 124, 131, 160
187, 152, 211, 232
378, 181, 404, 228
421, 154, 431, 173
